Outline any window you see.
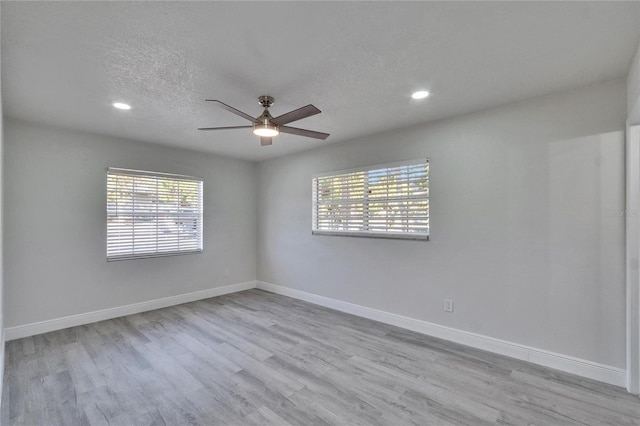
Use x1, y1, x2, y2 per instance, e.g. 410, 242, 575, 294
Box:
107, 168, 203, 260
312, 159, 429, 240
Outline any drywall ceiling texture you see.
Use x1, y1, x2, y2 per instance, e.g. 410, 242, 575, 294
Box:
3, 119, 257, 328
1, 2, 638, 161
257, 79, 627, 368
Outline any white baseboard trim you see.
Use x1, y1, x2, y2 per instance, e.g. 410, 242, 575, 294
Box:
0, 328, 4, 412
256, 281, 626, 387
5, 281, 257, 341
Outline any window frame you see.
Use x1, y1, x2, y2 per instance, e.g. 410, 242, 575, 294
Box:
311, 158, 430, 241
106, 167, 204, 261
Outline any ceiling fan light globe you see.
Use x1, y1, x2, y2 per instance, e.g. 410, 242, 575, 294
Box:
253, 124, 279, 137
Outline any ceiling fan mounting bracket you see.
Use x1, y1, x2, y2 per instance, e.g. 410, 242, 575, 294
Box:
258, 95, 275, 108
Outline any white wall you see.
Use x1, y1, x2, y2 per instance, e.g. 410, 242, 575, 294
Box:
628, 38, 640, 124
257, 79, 627, 368
0, 2, 5, 405
3, 118, 257, 328
625, 37, 640, 392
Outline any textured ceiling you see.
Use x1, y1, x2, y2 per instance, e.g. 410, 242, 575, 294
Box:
2, 1, 639, 161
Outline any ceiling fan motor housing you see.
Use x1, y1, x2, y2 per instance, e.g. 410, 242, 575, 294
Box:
253, 96, 279, 137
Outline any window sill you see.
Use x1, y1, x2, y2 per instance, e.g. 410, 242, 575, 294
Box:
312, 230, 429, 241
107, 249, 203, 262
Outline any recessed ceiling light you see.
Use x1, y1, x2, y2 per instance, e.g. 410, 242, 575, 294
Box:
113, 102, 131, 110
411, 91, 430, 100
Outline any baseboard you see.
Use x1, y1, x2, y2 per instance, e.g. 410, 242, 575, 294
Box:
256, 281, 626, 387
0, 328, 4, 412
5, 281, 257, 341
4, 280, 627, 387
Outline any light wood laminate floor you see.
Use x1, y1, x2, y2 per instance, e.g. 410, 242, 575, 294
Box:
2, 289, 639, 425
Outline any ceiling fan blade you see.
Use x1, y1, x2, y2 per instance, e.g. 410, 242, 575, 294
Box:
197, 126, 252, 131
260, 137, 273, 146
280, 126, 330, 140
205, 100, 259, 123
271, 104, 321, 125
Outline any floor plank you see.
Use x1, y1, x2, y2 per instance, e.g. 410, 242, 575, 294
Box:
3, 289, 639, 425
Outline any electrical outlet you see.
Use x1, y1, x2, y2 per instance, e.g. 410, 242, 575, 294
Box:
224, 268, 230, 277
444, 299, 454, 313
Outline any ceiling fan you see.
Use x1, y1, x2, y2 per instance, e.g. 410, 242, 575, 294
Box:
198, 96, 329, 146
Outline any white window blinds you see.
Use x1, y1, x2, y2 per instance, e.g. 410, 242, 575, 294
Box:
312, 159, 429, 240
107, 168, 203, 260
